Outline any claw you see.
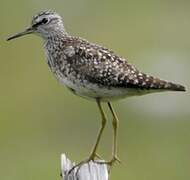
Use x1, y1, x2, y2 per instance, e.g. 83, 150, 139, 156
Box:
67, 153, 97, 175
97, 156, 121, 166
114, 156, 121, 164
108, 156, 121, 166
95, 153, 104, 160
68, 158, 89, 175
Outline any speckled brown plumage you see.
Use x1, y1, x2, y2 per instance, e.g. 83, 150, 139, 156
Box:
45, 35, 185, 96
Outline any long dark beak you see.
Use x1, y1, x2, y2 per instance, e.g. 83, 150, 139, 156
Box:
7, 27, 34, 41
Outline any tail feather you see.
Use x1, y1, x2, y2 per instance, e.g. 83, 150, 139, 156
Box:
140, 74, 186, 92
162, 81, 186, 91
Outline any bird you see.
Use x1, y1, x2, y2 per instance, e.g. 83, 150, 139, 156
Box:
7, 10, 186, 169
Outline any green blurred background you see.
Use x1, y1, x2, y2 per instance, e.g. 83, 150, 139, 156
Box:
0, 0, 190, 179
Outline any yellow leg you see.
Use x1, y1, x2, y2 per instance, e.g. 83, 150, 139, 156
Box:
68, 99, 107, 174
89, 99, 107, 159
107, 102, 121, 165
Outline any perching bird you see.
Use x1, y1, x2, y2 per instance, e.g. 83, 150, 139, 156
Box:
7, 10, 186, 168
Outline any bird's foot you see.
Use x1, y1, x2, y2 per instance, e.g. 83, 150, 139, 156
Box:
97, 155, 121, 166
67, 152, 100, 175
66, 154, 121, 176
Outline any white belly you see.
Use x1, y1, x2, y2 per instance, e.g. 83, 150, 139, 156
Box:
54, 69, 143, 102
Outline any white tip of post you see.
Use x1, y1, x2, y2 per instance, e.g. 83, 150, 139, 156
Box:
61, 154, 109, 180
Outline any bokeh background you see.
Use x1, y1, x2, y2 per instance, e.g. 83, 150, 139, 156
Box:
0, 0, 190, 179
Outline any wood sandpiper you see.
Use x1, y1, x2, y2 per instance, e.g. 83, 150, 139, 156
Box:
7, 10, 186, 170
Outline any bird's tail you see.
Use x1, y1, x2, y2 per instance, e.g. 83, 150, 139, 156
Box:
141, 74, 186, 92
160, 80, 186, 91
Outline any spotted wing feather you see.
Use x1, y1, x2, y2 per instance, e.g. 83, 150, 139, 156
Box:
63, 37, 185, 92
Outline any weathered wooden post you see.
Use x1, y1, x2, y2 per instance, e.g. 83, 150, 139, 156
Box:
61, 154, 109, 180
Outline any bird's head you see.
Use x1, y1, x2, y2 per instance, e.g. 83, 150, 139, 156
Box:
7, 10, 66, 41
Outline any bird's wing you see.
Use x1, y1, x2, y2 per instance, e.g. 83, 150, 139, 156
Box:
64, 37, 185, 91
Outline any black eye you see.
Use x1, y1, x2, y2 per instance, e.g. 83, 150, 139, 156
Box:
32, 17, 49, 28
41, 18, 48, 24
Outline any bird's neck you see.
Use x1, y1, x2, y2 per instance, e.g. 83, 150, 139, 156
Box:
46, 33, 68, 42
44, 33, 70, 72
